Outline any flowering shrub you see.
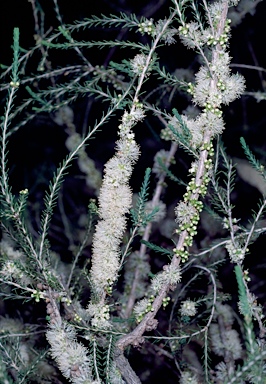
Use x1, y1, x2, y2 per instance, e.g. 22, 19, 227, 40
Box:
0, 0, 266, 383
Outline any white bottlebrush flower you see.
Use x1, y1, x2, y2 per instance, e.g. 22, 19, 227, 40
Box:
226, 240, 245, 263
184, 115, 204, 148
119, 108, 145, 132
162, 28, 178, 45
65, 132, 82, 152
65, 132, 102, 191
46, 321, 93, 383
53, 105, 74, 126
152, 149, 170, 177
0, 240, 32, 286
0, 261, 32, 286
19, 343, 30, 366
0, 316, 24, 333
193, 66, 212, 107
116, 137, 140, 163
151, 264, 181, 293
90, 249, 120, 295
130, 54, 148, 76
103, 157, 133, 187
98, 184, 132, 220
179, 22, 204, 49
163, 113, 203, 148
1, 260, 20, 279
208, 1, 228, 24
188, 160, 200, 175
0, 239, 24, 260
180, 371, 199, 384
213, 303, 234, 326
87, 303, 111, 329
210, 50, 231, 78
96, 215, 127, 243
133, 298, 150, 319
221, 73, 245, 105
198, 111, 225, 136
194, 52, 245, 108
78, 153, 102, 189
175, 201, 198, 226
130, 106, 146, 123
155, 19, 177, 45
210, 324, 242, 360
180, 300, 197, 317
90, 107, 141, 318
215, 361, 229, 381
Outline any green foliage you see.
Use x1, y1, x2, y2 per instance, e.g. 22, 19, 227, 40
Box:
234, 264, 258, 354
141, 239, 174, 259
154, 63, 187, 88
89, 335, 117, 384
227, 349, 266, 383
66, 12, 141, 31
131, 168, 160, 228
233, 264, 265, 383
157, 156, 187, 185
167, 108, 196, 156
39, 155, 75, 259
41, 38, 151, 52
210, 144, 237, 220
240, 136, 266, 180
11, 28, 20, 85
